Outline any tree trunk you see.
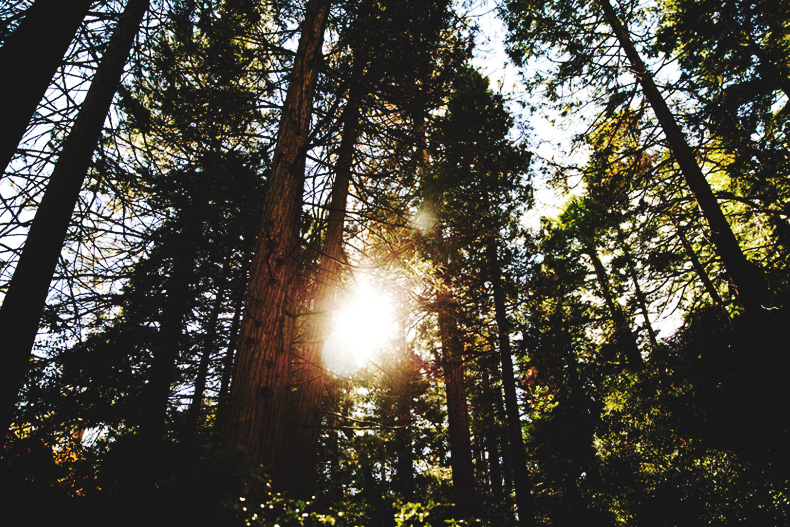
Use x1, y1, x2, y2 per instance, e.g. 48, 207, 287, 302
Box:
598, 0, 766, 313
438, 296, 477, 514
141, 220, 200, 448
585, 244, 644, 370
0, 0, 94, 173
284, 65, 363, 497
221, 0, 330, 490
481, 366, 504, 501
615, 227, 659, 350
215, 269, 247, 432
0, 0, 150, 438
669, 216, 728, 311
393, 346, 417, 499
186, 273, 229, 442
486, 240, 536, 527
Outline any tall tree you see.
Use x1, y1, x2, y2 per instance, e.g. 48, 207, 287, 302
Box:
432, 66, 535, 525
0, 0, 150, 437
503, 0, 768, 314
221, 0, 331, 491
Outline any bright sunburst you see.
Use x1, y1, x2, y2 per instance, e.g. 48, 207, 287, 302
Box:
322, 277, 396, 376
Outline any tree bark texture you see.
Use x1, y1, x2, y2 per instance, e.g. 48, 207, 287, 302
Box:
598, 0, 766, 313
0, 0, 150, 437
0, 0, 94, 174
221, 0, 330, 488
486, 240, 536, 527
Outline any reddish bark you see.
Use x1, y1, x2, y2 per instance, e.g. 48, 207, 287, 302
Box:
221, 0, 330, 488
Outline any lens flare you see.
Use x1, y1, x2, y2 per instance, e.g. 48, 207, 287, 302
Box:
322, 278, 396, 376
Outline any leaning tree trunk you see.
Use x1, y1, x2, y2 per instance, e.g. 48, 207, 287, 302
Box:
0, 0, 94, 174
598, 0, 766, 313
585, 244, 644, 371
285, 69, 363, 498
486, 239, 537, 527
614, 226, 659, 350
221, 0, 330, 490
0, 0, 150, 437
669, 215, 728, 311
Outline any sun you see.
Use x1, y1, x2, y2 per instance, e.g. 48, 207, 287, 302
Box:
322, 277, 396, 376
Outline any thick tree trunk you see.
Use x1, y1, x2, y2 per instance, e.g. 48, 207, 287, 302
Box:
284, 69, 363, 497
221, 0, 330, 489
486, 240, 536, 527
598, 0, 766, 313
0, 0, 150, 437
585, 244, 644, 370
0, 0, 94, 173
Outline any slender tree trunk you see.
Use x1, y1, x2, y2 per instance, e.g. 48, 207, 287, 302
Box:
437, 296, 477, 514
394, 383, 415, 499
669, 216, 728, 310
186, 275, 228, 442
0, 0, 94, 173
585, 244, 644, 370
481, 366, 503, 501
492, 357, 514, 495
284, 67, 363, 498
598, 0, 766, 313
486, 240, 536, 527
141, 220, 200, 448
393, 338, 417, 499
0, 0, 150, 437
221, 0, 330, 490
215, 269, 247, 432
615, 227, 659, 350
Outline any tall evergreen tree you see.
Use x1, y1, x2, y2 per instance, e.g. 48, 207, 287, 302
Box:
1, 0, 150, 437
222, 0, 331, 492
